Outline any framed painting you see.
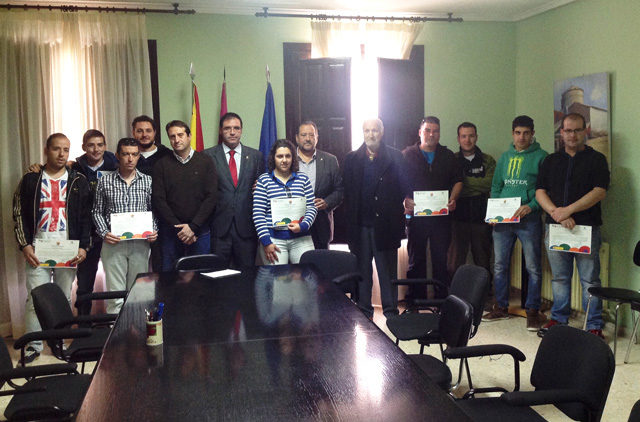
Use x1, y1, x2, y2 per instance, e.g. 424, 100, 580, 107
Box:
553, 72, 611, 168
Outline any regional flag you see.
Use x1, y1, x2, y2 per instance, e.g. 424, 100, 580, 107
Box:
218, 73, 228, 145
190, 83, 204, 151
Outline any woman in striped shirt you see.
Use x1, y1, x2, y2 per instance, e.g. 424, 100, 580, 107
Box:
253, 139, 317, 265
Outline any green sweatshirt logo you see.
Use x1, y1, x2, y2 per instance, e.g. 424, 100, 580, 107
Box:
507, 156, 524, 179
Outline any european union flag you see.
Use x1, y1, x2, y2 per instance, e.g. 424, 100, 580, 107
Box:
259, 82, 277, 169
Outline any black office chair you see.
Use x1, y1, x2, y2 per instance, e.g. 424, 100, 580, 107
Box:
1, 335, 92, 421
583, 240, 640, 361
386, 264, 490, 354
629, 399, 640, 422
299, 250, 361, 303
174, 253, 227, 272
408, 295, 473, 392
624, 301, 640, 364
627, 400, 640, 422
454, 325, 615, 422
32, 283, 121, 372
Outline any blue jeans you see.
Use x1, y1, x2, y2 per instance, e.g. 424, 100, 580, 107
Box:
493, 218, 542, 310
545, 225, 602, 329
160, 224, 211, 271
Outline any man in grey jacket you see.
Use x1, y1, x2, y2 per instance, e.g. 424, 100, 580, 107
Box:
296, 121, 344, 250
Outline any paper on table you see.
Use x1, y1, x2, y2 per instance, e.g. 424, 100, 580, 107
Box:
201, 269, 241, 279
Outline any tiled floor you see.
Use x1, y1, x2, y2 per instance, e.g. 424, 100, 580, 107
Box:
2, 300, 638, 421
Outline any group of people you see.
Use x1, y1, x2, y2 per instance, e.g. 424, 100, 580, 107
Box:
13, 110, 609, 365
340, 113, 609, 341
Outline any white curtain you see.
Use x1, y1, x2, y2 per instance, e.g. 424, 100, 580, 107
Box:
311, 20, 423, 60
311, 21, 362, 58
0, 10, 152, 337
364, 22, 423, 60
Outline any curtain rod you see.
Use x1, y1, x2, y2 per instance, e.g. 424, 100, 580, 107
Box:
255, 7, 463, 23
0, 2, 195, 14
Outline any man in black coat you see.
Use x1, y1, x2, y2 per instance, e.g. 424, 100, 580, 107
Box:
343, 118, 409, 319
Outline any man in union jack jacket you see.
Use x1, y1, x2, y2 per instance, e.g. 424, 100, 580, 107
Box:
13, 133, 92, 365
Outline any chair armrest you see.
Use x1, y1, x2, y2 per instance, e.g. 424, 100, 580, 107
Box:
74, 313, 119, 325
14, 328, 93, 349
0, 386, 47, 397
392, 278, 447, 289
54, 313, 118, 329
0, 363, 79, 383
76, 290, 127, 306
444, 344, 526, 361
411, 299, 445, 309
333, 273, 361, 286
502, 389, 592, 407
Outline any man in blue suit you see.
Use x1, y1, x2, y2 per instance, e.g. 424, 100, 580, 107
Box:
204, 112, 265, 268
296, 121, 344, 250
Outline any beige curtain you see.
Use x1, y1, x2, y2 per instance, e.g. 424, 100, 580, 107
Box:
311, 20, 423, 59
0, 11, 152, 337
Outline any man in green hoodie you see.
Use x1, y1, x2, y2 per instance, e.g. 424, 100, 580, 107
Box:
483, 115, 548, 331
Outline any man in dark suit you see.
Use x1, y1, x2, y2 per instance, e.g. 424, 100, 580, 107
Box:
204, 112, 265, 268
296, 121, 344, 250
343, 118, 409, 319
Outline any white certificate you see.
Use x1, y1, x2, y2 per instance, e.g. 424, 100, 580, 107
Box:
548, 224, 592, 254
111, 211, 154, 240
485, 198, 521, 223
35, 239, 79, 268
271, 197, 306, 229
413, 191, 449, 217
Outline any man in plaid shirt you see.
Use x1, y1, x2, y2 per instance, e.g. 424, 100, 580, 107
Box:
92, 138, 157, 313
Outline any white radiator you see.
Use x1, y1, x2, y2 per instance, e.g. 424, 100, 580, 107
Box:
510, 241, 610, 312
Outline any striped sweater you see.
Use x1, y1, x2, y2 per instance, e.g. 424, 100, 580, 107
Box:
253, 171, 317, 246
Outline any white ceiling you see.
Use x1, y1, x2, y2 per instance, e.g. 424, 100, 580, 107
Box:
9, 0, 578, 21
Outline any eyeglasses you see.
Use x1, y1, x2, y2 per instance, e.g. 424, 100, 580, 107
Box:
562, 128, 584, 135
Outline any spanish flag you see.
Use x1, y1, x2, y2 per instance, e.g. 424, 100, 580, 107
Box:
190, 83, 204, 151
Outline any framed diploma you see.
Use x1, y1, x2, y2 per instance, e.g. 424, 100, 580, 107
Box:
35, 239, 79, 268
271, 197, 306, 229
549, 224, 592, 254
111, 211, 154, 240
485, 198, 521, 223
413, 191, 449, 217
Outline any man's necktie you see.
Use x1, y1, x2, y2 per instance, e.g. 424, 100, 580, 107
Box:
229, 150, 238, 187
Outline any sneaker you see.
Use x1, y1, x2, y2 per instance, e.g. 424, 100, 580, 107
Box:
19, 346, 40, 366
589, 329, 606, 340
537, 319, 561, 338
482, 305, 509, 322
526, 309, 548, 332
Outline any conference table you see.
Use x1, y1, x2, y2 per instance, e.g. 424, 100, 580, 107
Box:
74, 265, 472, 421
